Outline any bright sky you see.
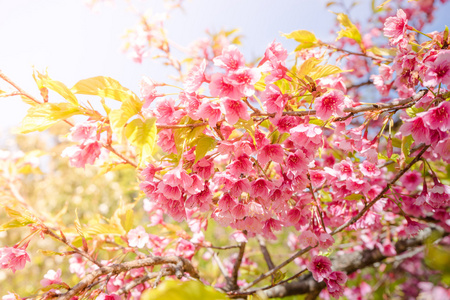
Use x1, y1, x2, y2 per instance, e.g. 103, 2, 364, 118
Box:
0, 0, 449, 133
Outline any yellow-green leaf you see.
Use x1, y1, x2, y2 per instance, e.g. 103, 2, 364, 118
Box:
297, 57, 323, 78
194, 136, 217, 164
309, 64, 348, 80
84, 223, 125, 236
283, 30, 319, 51
141, 280, 228, 300
71, 76, 140, 103
33, 70, 78, 106
335, 13, 363, 47
367, 46, 396, 57
125, 117, 157, 165
19, 103, 82, 134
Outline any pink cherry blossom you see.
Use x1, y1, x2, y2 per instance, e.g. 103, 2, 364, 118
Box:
307, 255, 333, 282
258, 144, 284, 166
213, 45, 245, 71
227, 67, 261, 97
230, 178, 251, 198
360, 160, 381, 177
399, 115, 431, 145
184, 59, 206, 93
140, 76, 163, 108
435, 136, 450, 161
318, 233, 335, 250
128, 226, 150, 248
251, 178, 273, 199
69, 121, 98, 142
325, 271, 348, 298
261, 84, 289, 118
221, 98, 250, 125
193, 158, 214, 179
262, 218, 283, 240
97, 293, 121, 300
383, 9, 409, 48
422, 101, 450, 131
197, 101, 223, 128
230, 231, 248, 243
401, 171, 422, 192
258, 40, 288, 70
40, 269, 62, 287
163, 164, 193, 190
209, 73, 242, 99
227, 154, 253, 177
153, 98, 185, 125
299, 230, 319, 248
157, 129, 177, 154
231, 203, 247, 220
428, 183, 450, 208
61, 140, 103, 168
0, 246, 30, 273
422, 50, 450, 87
314, 90, 346, 120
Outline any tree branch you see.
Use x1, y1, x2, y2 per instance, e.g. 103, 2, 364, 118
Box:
264, 227, 446, 298
58, 256, 199, 300
250, 90, 427, 118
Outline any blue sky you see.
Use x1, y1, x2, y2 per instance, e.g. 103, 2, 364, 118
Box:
0, 0, 449, 132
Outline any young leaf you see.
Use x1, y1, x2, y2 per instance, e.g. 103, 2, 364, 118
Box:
283, 30, 319, 50
71, 76, 140, 103
19, 103, 82, 134
335, 13, 363, 48
125, 117, 157, 165
33, 70, 79, 106
141, 280, 227, 300
194, 135, 217, 164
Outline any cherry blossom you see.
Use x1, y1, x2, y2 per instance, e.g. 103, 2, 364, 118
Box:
383, 9, 410, 48
127, 226, 150, 248
314, 90, 346, 120
307, 255, 333, 282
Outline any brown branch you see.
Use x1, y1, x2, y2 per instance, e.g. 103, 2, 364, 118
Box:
263, 227, 445, 298
331, 144, 430, 235
226, 242, 246, 291
250, 90, 427, 118
58, 256, 199, 300
257, 236, 276, 272
0, 70, 42, 104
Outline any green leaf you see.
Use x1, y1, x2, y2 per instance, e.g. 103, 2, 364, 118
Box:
39, 250, 65, 256
335, 13, 363, 48
33, 70, 78, 105
344, 194, 365, 201
3, 207, 36, 226
19, 103, 82, 134
235, 119, 256, 144
401, 135, 413, 159
125, 117, 157, 165
71, 76, 140, 103
109, 97, 143, 140
272, 270, 286, 285
297, 57, 323, 79
0, 219, 33, 231
120, 209, 134, 233
283, 30, 319, 51
84, 223, 125, 236
309, 64, 348, 80
367, 47, 396, 57
194, 136, 217, 164
406, 106, 424, 118
141, 280, 228, 300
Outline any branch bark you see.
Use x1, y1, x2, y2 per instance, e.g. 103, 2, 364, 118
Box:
264, 227, 445, 298
58, 255, 198, 300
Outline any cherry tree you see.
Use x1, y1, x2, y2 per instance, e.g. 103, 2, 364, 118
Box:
1, 0, 450, 299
